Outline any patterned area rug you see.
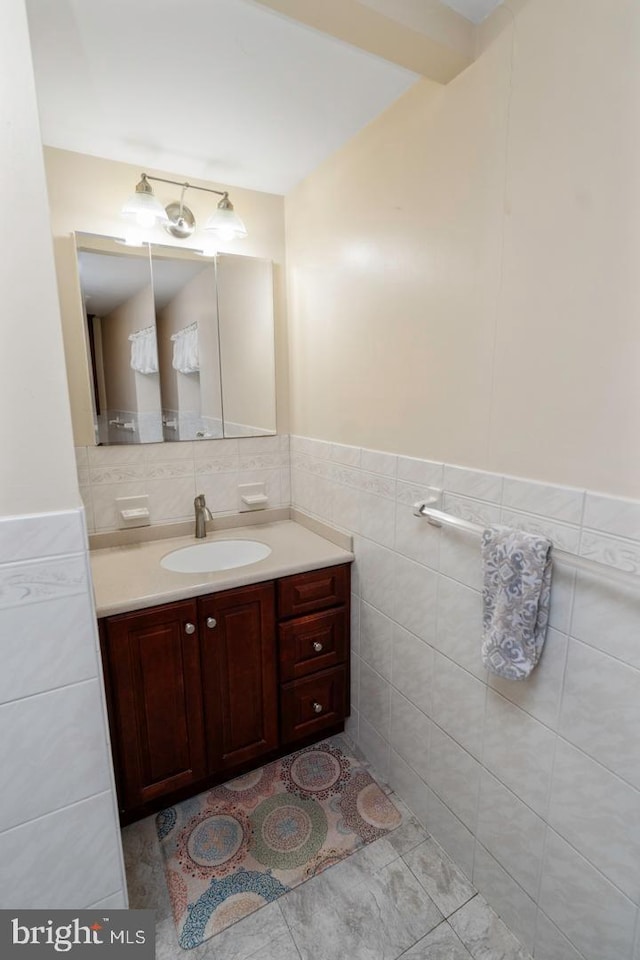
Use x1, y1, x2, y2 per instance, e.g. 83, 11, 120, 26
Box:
156, 737, 402, 949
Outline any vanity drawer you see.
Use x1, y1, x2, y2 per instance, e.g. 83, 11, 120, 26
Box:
277, 564, 349, 618
279, 607, 347, 681
280, 665, 347, 744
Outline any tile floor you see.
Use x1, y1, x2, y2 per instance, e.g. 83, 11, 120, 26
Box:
122, 740, 532, 960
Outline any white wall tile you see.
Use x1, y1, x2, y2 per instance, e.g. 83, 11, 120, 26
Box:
534, 911, 585, 960
350, 594, 360, 656
197, 472, 241, 513
435, 576, 486, 680
443, 466, 503, 503
360, 601, 393, 679
391, 624, 433, 716
0, 594, 98, 704
355, 537, 395, 619
440, 527, 485, 591
500, 508, 580, 553
501, 477, 584, 525
472, 843, 538, 955
332, 482, 360, 531
0, 510, 85, 564
397, 456, 443, 488
580, 529, 640, 576
389, 690, 431, 782
0, 555, 88, 609
426, 788, 475, 880
548, 739, 640, 903
488, 627, 568, 730
0, 680, 113, 832
572, 571, 640, 669
476, 771, 546, 899
389, 749, 429, 827
584, 491, 640, 541
87, 445, 146, 466
483, 691, 556, 816
394, 492, 440, 569
443, 493, 502, 528
86, 890, 128, 910
548, 564, 575, 634
559, 640, 640, 790
0, 792, 123, 909
361, 448, 397, 477
393, 555, 438, 643
539, 831, 637, 960
358, 490, 396, 548
359, 661, 390, 740
329, 443, 361, 467
358, 715, 390, 784
431, 654, 486, 760
429, 723, 480, 831
350, 653, 360, 710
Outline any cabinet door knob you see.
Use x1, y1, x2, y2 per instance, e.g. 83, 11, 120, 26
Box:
312, 701, 323, 714
184, 622, 196, 635
313, 641, 323, 653
206, 617, 217, 629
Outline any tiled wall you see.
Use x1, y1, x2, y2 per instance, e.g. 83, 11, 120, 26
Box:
0, 509, 126, 908
76, 435, 290, 533
290, 435, 640, 960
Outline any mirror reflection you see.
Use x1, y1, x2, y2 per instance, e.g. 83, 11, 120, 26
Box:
75, 233, 276, 444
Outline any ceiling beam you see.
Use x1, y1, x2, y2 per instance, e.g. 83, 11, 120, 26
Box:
252, 0, 474, 84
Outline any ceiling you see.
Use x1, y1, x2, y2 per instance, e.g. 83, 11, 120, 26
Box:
25, 0, 501, 197
440, 0, 503, 23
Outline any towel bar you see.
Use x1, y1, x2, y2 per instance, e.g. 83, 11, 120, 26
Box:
414, 503, 640, 589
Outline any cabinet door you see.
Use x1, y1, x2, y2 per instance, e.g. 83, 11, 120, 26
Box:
200, 583, 278, 772
102, 600, 206, 813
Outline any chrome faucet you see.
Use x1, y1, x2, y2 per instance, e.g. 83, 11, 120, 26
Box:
194, 494, 213, 539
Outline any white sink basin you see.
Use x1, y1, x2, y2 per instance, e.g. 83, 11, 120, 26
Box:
161, 539, 271, 573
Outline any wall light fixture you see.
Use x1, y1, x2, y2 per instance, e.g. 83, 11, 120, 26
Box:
121, 173, 248, 243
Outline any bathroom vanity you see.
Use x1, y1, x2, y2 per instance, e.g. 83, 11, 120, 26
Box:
91, 521, 353, 823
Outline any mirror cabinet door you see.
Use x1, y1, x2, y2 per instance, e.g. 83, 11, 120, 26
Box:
216, 254, 277, 438
77, 238, 162, 445
150, 247, 223, 441
75, 234, 276, 445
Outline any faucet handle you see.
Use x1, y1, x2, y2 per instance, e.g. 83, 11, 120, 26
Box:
194, 493, 206, 509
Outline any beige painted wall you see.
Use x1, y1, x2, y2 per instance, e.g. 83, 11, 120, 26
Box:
44, 147, 288, 445
0, 1, 79, 514
285, 0, 640, 499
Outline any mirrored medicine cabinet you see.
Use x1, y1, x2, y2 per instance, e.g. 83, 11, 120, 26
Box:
75, 232, 277, 444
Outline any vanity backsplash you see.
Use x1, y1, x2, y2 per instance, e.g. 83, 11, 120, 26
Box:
76, 434, 290, 533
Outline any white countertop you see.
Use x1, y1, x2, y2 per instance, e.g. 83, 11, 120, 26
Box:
90, 520, 354, 618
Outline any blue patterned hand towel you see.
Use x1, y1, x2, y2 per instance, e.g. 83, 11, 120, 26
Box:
481, 526, 552, 680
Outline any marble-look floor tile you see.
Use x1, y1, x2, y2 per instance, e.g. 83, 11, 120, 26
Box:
156, 902, 289, 960
122, 817, 173, 923
448, 895, 532, 960
404, 838, 476, 917
282, 855, 442, 960
248, 930, 301, 959
385, 797, 429, 855
401, 922, 474, 959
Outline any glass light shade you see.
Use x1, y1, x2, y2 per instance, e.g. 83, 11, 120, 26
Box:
121, 191, 169, 228
204, 206, 248, 242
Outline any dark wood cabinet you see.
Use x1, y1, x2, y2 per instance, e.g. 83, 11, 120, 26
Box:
100, 563, 351, 822
277, 567, 350, 744
100, 599, 207, 813
199, 583, 278, 771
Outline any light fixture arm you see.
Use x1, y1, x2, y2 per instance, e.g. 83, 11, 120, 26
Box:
140, 173, 227, 200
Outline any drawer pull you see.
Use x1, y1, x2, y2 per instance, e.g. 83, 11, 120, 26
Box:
312, 641, 324, 653
206, 617, 217, 630
184, 622, 196, 635
312, 701, 323, 714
